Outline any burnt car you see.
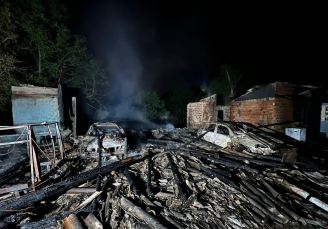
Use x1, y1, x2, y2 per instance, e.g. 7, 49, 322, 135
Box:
198, 123, 282, 154
81, 123, 127, 161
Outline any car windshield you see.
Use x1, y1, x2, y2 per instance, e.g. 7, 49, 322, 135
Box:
87, 125, 122, 136
217, 126, 230, 135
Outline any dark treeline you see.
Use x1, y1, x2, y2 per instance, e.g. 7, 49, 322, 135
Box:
0, 0, 107, 124
0, 0, 261, 127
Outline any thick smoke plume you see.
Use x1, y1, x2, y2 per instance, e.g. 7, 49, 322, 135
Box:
91, 12, 172, 130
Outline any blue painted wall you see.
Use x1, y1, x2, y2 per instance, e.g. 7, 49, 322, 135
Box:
12, 95, 62, 137
12, 97, 60, 126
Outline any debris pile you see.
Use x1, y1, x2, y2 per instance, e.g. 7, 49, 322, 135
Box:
1, 122, 328, 228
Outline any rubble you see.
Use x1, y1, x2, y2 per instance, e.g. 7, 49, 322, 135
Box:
0, 122, 328, 228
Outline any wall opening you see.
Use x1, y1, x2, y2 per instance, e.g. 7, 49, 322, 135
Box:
218, 110, 224, 121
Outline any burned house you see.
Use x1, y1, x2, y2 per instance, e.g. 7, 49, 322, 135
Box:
187, 82, 294, 130
187, 82, 328, 141
11, 85, 64, 131
230, 82, 294, 132
2, 83, 328, 228
1, 123, 328, 228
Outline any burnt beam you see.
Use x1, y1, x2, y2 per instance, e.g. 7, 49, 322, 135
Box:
120, 197, 168, 229
167, 154, 186, 201
0, 161, 134, 218
147, 151, 153, 197
124, 167, 139, 197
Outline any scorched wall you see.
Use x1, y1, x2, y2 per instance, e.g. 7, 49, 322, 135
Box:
230, 82, 294, 132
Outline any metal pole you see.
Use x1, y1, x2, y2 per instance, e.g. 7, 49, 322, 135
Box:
32, 146, 40, 180
47, 124, 57, 168
27, 127, 35, 190
55, 123, 65, 158
0, 125, 28, 130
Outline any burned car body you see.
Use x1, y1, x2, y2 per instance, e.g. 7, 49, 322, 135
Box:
199, 123, 279, 154
81, 123, 127, 161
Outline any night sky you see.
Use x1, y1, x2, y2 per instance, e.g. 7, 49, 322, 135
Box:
64, 1, 325, 95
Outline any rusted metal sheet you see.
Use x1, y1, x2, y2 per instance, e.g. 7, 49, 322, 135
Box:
63, 214, 85, 229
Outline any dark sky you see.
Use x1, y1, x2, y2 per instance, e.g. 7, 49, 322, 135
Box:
64, 1, 325, 94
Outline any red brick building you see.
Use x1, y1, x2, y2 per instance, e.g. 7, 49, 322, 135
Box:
230, 82, 294, 132
187, 82, 294, 132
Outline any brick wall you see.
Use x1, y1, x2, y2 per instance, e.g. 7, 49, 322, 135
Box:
273, 97, 294, 131
230, 97, 293, 132
186, 82, 294, 131
187, 101, 215, 128
231, 98, 275, 125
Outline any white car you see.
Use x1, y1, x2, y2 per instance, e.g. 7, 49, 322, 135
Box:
81, 123, 127, 160
199, 123, 279, 154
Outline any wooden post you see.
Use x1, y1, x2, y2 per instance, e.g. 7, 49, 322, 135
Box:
69, 97, 77, 138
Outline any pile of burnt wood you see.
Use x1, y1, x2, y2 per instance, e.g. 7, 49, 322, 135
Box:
1, 125, 328, 228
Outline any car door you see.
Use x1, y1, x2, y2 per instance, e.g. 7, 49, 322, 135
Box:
203, 124, 232, 148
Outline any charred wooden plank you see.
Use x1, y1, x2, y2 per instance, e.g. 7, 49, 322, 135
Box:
20, 206, 93, 229
160, 211, 184, 229
92, 175, 102, 212
179, 151, 260, 173
67, 188, 96, 194
199, 165, 238, 189
169, 131, 211, 150
147, 139, 182, 145
124, 166, 139, 197
37, 158, 81, 189
147, 151, 153, 197
0, 184, 28, 195
255, 154, 282, 162
97, 131, 102, 168
243, 191, 287, 224
0, 158, 29, 187
204, 156, 260, 173
241, 180, 276, 207
0, 161, 133, 218
167, 154, 186, 201
222, 154, 285, 167
140, 194, 156, 207
120, 197, 167, 229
